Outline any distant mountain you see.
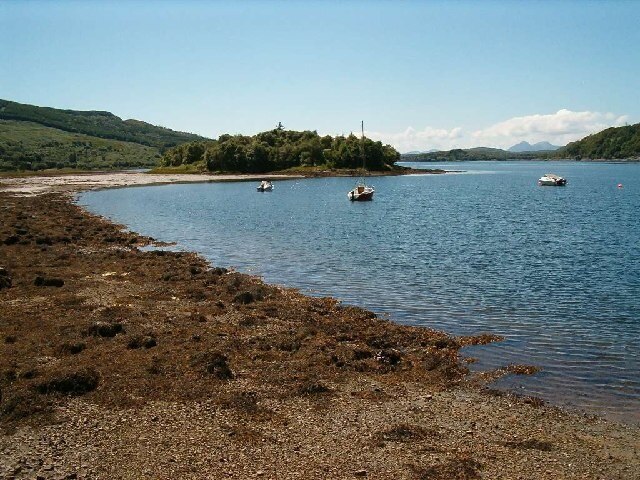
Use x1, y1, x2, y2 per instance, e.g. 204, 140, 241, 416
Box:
0, 99, 206, 149
554, 123, 640, 159
508, 141, 561, 152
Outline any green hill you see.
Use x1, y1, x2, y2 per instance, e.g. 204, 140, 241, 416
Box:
0, 99, 205, 149
0, 120, 160, 171
0, 99, 209, 171
554, 123, 640, 160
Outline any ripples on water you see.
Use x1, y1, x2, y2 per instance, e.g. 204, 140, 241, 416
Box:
80, 161, 640, 423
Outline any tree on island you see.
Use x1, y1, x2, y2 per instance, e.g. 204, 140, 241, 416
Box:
161, 127, 401, 173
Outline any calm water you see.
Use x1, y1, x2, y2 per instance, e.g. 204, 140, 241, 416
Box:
79, 161, 640, 423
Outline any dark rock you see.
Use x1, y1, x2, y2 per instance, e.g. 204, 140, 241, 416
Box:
87, 322, 123, 338
353, 348, 373, 360
503, 438, 554, 451
36, 368, 99, 396
375, 349, 402, 365
233, 291, 255, 304
0, 267, 11, 290
127, 335, 158, 349
34, 276, 64, 287
433, 337, 459, 349
57, 342, 86, 355
191, 352, 234, 380
21, 369, 37, 379
35, 236, 53, 245
298, 380, 331, 395
3, 235, 19, 245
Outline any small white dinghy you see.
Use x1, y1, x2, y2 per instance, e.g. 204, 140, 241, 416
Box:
257, 180, 274, 192
538, 173, 567, 186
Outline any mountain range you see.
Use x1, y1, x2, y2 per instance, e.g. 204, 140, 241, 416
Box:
508, 141, 561, 152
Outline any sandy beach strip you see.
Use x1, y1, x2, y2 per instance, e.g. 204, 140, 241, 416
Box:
0, 172, 306, 195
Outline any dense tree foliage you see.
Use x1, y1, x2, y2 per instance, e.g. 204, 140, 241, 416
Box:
162, 128, 401, 173
555, 123, 640, 159
0, 99, 205, 149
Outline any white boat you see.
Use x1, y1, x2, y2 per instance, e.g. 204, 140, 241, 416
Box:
347, 121, 375, 201
538, 173, 567, 186
348, 183, 375, 201
257, 180, 273, 192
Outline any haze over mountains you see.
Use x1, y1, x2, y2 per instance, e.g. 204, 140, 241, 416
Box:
508, 141, 561, 152
403, 149, 439, 155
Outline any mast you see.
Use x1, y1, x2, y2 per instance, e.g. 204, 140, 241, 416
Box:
360, 120, 366, 172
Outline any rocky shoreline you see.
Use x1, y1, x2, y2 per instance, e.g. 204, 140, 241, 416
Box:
0, 174, 638, 479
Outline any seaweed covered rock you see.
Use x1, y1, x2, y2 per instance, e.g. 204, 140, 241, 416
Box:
36, 368, 99, 396
86, 321, 124, 338
0, 267, 11, 290
191, 351, 234, 380
34, 276, 64, 287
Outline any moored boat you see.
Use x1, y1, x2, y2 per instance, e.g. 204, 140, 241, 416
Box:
347, 183, 375, 201
257, 180, 274, 192
348, 121, 375, 201
538, 173, 567, 186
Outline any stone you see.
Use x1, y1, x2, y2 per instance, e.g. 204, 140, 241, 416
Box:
0, 267, 11, 290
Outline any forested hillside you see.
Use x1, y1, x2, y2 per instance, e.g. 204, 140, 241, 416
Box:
555, 123, 640, 159
162, 127, 401, 173
0, 99, 205, 149
0, 120, 160, 171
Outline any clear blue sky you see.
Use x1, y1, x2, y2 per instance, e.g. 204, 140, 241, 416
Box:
1, 0, 639, 151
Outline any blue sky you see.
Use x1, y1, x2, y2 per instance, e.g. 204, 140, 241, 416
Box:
1, 0, 638, 151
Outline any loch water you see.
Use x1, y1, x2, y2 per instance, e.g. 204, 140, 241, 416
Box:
79, 161, 640, 423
